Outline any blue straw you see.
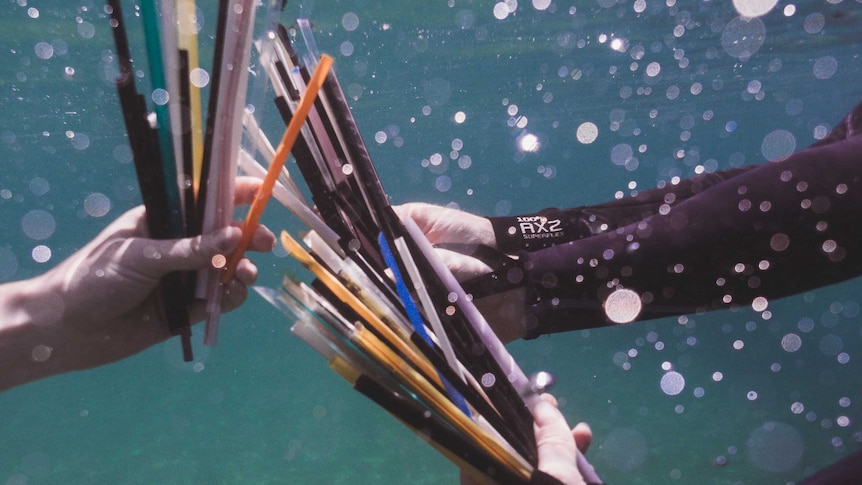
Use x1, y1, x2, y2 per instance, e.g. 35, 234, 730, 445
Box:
377, 233, 471, 416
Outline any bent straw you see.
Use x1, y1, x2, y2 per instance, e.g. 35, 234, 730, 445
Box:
220, 54, 334, 284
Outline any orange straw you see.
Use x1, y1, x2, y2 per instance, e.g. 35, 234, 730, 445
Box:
221, 54, 334, 284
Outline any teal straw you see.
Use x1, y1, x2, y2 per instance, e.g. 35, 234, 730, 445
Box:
140, 0, 184, 237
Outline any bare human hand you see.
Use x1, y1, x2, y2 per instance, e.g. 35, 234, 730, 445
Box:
0, 177, 276, 391
395, 202, 530, 343
459, 393, 593, 485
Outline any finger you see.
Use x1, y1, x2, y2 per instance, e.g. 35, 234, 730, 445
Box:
572, 422, 593, 454
186, 279, 250, 324
533, 400, 580, 483
436, 248, 493, 281
128, 226, 242, 277
233, 257, 258, 286
227, 218, 275, 253
221, 279, 249, 312
534, 400, 577, 453
234, 176, 264, 205
393, 202, 432, 225
249, 224, 276, 252
540, 393, 559, 407
394, 203, 458, 245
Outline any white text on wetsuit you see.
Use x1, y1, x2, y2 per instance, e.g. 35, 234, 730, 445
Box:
517, 216, 563, 240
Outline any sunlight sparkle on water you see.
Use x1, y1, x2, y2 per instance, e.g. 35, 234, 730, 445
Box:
518, 132, 540, 153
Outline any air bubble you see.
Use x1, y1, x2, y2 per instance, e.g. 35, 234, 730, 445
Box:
340, 41, 354, 57
342, 12, 360, 31
29, 177, 50, 196
781, 333, 802, 352
481, 372, 496, 387
813, 56, 838, 80
803, 13, 825, 34
747, 422, 804, 472
660, 371, 685, 396
732, 0, 778, 18
83, 193, 111, 217
190, 68, 210, 88
32, 245, 52, 263
604, 288, 642, 324
22, 210, 56, 240
770, 233, 790, 251
761, 130, 795, 161
721, 17, 766, 60
34, 41, 54, 60
576, 122, 598, 144
819, 334, 843, 356
435, 175, 452, 192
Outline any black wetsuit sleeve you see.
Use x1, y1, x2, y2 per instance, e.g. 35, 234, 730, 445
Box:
797, 449, 862, 484
507, 102, 862, 337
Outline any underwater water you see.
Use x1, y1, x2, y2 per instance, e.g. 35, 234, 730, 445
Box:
2, 0, 862, 483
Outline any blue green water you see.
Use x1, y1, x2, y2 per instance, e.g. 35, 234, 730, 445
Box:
2, 0, 862, 483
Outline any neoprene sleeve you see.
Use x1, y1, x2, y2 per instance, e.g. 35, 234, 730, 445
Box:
494, 102, 862, 338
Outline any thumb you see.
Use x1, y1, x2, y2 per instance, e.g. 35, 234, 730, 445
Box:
126, 226, 243, 277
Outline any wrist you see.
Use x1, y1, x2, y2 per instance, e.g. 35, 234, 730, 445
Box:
488, 208, 593, 253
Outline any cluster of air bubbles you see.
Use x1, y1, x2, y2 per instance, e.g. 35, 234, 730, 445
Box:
610, 143, 639, 172
66, 131, 90, 150
492, 0, 518, 20
505, 103, 528, 129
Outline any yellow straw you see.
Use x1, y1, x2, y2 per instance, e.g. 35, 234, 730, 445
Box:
221, 54, 333, 284
279, 230, 442, 387
176, 0, 204, 196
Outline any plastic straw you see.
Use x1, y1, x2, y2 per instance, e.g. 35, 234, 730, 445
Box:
220, 54, 333, 284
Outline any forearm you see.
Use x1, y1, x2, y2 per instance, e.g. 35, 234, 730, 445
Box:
521, 133, 862, 335
0, 277, 72, 392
